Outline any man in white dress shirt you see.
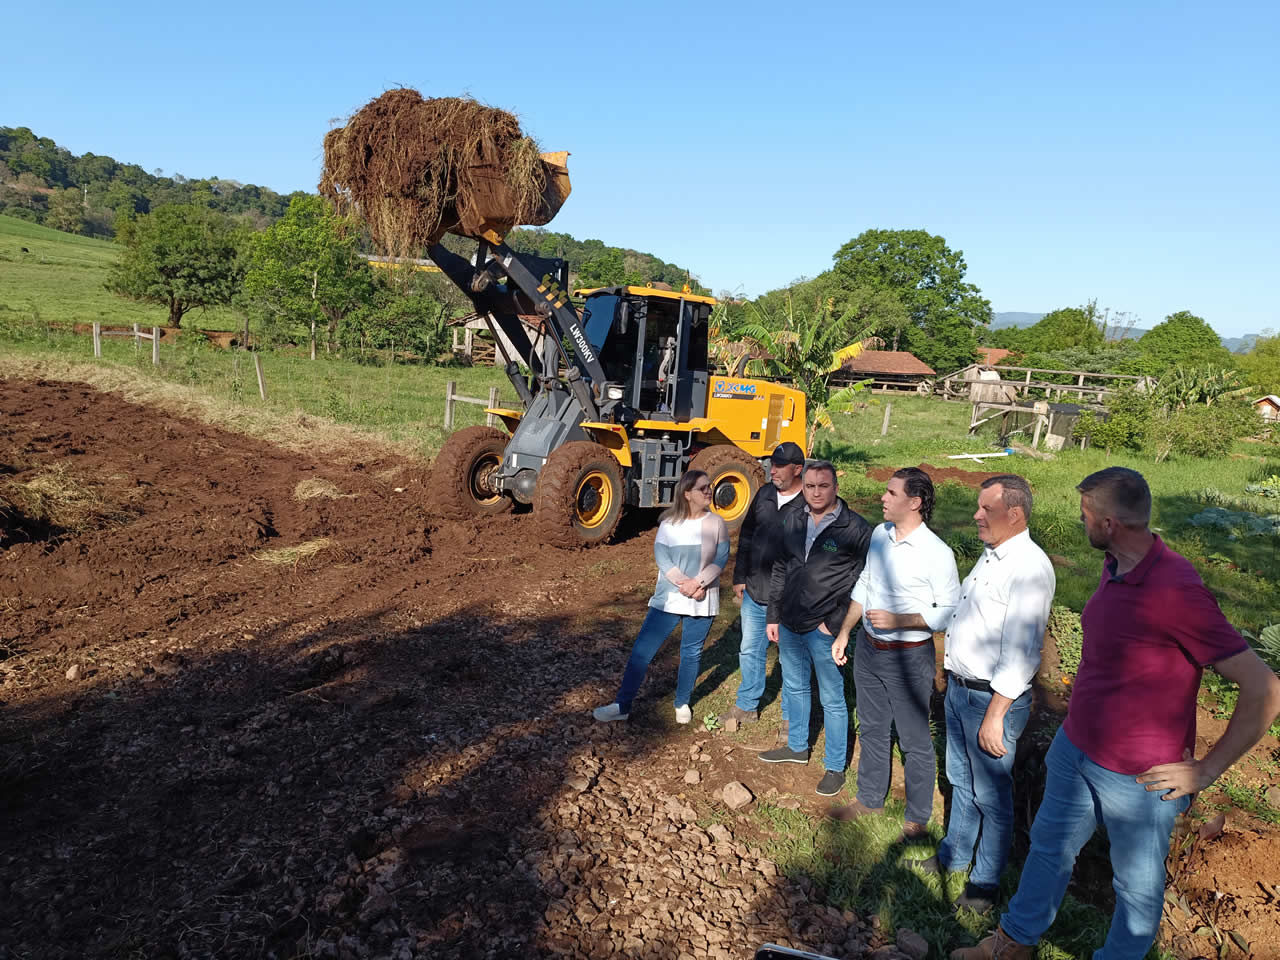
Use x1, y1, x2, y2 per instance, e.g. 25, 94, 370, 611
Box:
915, 474, 1055, 916
829, 467, 960, 839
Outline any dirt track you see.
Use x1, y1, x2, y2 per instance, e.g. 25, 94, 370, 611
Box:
0, 379, 874, 960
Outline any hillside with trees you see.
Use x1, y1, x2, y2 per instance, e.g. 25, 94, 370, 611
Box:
0, 127, 709, 295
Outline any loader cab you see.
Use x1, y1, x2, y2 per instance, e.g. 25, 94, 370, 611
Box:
577, 286, 713, 422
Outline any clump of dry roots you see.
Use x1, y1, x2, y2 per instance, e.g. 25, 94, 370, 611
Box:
319, 89, 564, 256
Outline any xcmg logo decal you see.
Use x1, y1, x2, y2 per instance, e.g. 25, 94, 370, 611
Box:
712, 379, 759, 400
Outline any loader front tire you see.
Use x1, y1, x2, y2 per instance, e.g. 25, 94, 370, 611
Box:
688, 445, 766, 531
429, 425, 514, 517
535, 442, 625, 548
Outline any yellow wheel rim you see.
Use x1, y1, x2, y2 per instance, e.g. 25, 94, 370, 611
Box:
468, 454, 503, 505
711, 470, 751, 523
575, 470, 614, 529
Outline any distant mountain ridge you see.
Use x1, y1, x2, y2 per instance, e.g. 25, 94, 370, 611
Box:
993, 312, 1259, 354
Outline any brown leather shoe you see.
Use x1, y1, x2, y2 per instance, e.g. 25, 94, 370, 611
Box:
718, 705, 759, 725
949, 925, 1033, 960
900, 820, 929, 841
827, 797, 884, 821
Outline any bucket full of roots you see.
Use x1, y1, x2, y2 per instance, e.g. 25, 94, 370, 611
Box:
319, 89, 570, 255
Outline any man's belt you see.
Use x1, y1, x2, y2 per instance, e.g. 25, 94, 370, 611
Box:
948, 672, 992, 692
867, 636, 933, 651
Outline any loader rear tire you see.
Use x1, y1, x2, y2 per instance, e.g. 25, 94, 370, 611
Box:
688, 445, 766, 531
429, 425, 514, 517
535, 441, 625, 549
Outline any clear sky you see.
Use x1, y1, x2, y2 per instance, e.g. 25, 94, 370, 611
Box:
4, 0, 1277, 335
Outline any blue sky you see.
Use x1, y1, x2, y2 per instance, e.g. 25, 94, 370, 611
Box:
4, 0, 1277, 335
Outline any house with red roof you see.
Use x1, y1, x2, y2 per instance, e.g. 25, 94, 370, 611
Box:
838, 350, 936, 391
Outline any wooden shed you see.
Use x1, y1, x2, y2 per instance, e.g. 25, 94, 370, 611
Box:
837, 350, 936, 392
1254, 395, 1280, 422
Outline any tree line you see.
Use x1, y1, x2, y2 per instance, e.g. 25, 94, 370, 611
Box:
0, 126, 307, 236
22, 125, 1271, 400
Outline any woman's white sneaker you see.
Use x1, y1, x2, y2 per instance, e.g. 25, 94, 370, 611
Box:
674, 704, 692, 724
593, 703, 629, 722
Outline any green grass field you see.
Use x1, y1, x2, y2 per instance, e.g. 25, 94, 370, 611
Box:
0, 214, 240, 331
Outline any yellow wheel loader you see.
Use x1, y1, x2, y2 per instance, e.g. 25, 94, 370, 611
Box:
425, 162, 806, 546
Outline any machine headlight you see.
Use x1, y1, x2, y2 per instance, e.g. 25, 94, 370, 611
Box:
606, 385, 625, 401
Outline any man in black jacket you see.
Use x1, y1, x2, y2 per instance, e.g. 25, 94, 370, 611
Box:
722, 441, 806, 732
759, 460, 872, 796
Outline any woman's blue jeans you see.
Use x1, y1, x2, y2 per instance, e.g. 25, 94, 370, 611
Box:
937, 680, 1031, 888
1001, 728, 1190, 960
615, 607, 713, 712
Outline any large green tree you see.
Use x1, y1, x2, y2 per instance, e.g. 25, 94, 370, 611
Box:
45, 188, 85, 234
107, 204, 246, 327
828, 228, 991, 372
242, 195, 374, 356
573, 248, 642, 290
1237, 333, 1280, 394
1015, 301, 1107, 354
1137, 310, 1232, 373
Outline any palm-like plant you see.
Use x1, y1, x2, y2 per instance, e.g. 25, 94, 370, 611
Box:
733, 289, 890, 451
1155, 364, 1250, 410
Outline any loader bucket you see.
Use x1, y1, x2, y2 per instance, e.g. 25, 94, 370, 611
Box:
459, 151, 572, 244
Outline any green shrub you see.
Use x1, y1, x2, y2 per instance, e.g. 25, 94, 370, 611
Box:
1049, 606, 1083, 676
1147, 399, 1261, 460
1073, 385, 1153, 452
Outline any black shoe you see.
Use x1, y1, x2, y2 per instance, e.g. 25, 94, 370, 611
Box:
758, 746, 809, 764
815, 770, 846, 796
954, 882, 997, 914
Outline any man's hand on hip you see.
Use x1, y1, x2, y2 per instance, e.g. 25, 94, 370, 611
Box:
1137, 749, 1212, 801
733, 584, 745, 603
766, 623, 779, 644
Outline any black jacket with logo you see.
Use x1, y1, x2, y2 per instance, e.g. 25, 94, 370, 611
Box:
731, 483, 805, 605
767, 498, 873, 636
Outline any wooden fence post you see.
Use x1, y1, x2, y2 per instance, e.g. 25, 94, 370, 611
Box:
444, 380, 457, 429
880, 402, 892, 436
254, 353, 268, 401
152, 327, 160, 365
487, 386, 498, 426
92, 321, 102, 357
133, 322, 140, 351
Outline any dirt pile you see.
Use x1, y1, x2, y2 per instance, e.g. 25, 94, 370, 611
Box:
866, 462, 1009, 489
319, 89, 569, 254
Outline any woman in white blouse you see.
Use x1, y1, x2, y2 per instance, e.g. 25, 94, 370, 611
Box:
593, 470, 730, 724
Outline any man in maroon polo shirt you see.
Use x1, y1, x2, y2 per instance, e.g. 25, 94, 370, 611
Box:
952, 467, 1280, 960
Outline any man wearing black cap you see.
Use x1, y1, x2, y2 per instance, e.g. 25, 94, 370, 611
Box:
721, 441, 806, 736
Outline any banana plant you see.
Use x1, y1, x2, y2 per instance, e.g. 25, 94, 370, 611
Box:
732, 291, 881, 452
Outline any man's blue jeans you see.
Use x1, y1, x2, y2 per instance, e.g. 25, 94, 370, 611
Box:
734, 590, 787, 723
1001, 728, 1189, 960
937, 679, 1031, 889
778, 623, 848, 771
615, 607, 714, 713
